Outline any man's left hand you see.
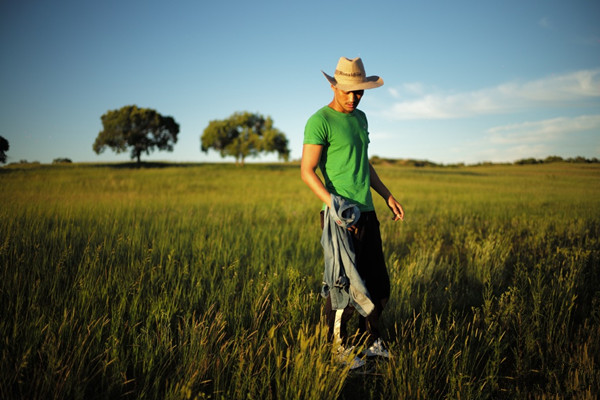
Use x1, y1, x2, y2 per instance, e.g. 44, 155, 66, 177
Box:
387, 195, 404, 221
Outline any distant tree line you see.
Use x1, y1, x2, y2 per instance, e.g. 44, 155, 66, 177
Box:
513, 156, 599, 165
2, 126, 598, 167
370, 155, 600, 167
370, 156, 441, 167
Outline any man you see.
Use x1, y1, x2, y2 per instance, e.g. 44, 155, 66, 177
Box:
301, 57, 404, 366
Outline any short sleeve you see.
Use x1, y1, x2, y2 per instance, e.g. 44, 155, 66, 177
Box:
303, 112, 328, 145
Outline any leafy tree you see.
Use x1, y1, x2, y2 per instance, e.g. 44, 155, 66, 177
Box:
53, 158, 72, 164
93, 105, 179, 165
0, 136, 8, 164
201, 111, 289, 165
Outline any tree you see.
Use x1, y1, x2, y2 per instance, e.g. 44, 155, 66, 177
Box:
201, 111, 289, 165
0, 136, 9, 164
53, 158, 72, 164
93, 105, 179, 165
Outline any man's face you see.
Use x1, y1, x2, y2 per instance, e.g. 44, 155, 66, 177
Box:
330, 86, 364, 113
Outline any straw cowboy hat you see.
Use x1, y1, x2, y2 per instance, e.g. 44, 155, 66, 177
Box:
322, 57, 384, 91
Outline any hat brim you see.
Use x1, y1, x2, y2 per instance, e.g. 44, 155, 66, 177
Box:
322, 71, 384, 91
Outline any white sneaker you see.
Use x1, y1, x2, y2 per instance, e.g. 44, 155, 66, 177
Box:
363, 338, 390, 358
336, 346, 366, 369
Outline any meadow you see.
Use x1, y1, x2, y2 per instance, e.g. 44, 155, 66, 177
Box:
1, 162, 599, 399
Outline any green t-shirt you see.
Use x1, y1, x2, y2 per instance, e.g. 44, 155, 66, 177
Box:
304, 106, 374, 211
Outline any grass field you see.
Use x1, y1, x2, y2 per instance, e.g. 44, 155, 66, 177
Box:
1, 162, 599, 399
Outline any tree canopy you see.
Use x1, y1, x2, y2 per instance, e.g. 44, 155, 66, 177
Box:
93, 105, 179, 165
0, 136, 9, 164
200, 112, 289, 165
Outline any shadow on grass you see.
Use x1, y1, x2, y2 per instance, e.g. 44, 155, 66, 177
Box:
408, 265, 485, 320
90, 161, 199, 169
340, 361, 387, 400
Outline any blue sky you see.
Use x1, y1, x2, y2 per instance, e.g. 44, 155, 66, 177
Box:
1, 0, 598, 165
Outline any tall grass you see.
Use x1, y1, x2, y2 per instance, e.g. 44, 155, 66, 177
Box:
1, 162, 599, 399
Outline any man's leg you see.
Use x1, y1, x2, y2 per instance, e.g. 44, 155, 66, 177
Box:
352, 212, 390, 344
358, 299, 386, 342
325, 295, 354, 344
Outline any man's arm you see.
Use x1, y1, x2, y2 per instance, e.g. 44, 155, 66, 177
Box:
301, 144, 332, 208
369, 163, 404, 221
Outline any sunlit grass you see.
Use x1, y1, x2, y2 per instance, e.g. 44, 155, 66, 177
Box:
1, 162, 599, 399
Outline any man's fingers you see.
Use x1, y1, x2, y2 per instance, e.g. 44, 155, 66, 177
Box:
392, 207, 404, 221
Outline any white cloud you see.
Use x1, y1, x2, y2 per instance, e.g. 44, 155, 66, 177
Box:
387, 88, 399, 98
380, 69, 600, 120
487, 114, 600, 144
401, 82, 428, 96
388, 83, 427, 99
516, 69, 600, 100
462, 114, 600, 163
